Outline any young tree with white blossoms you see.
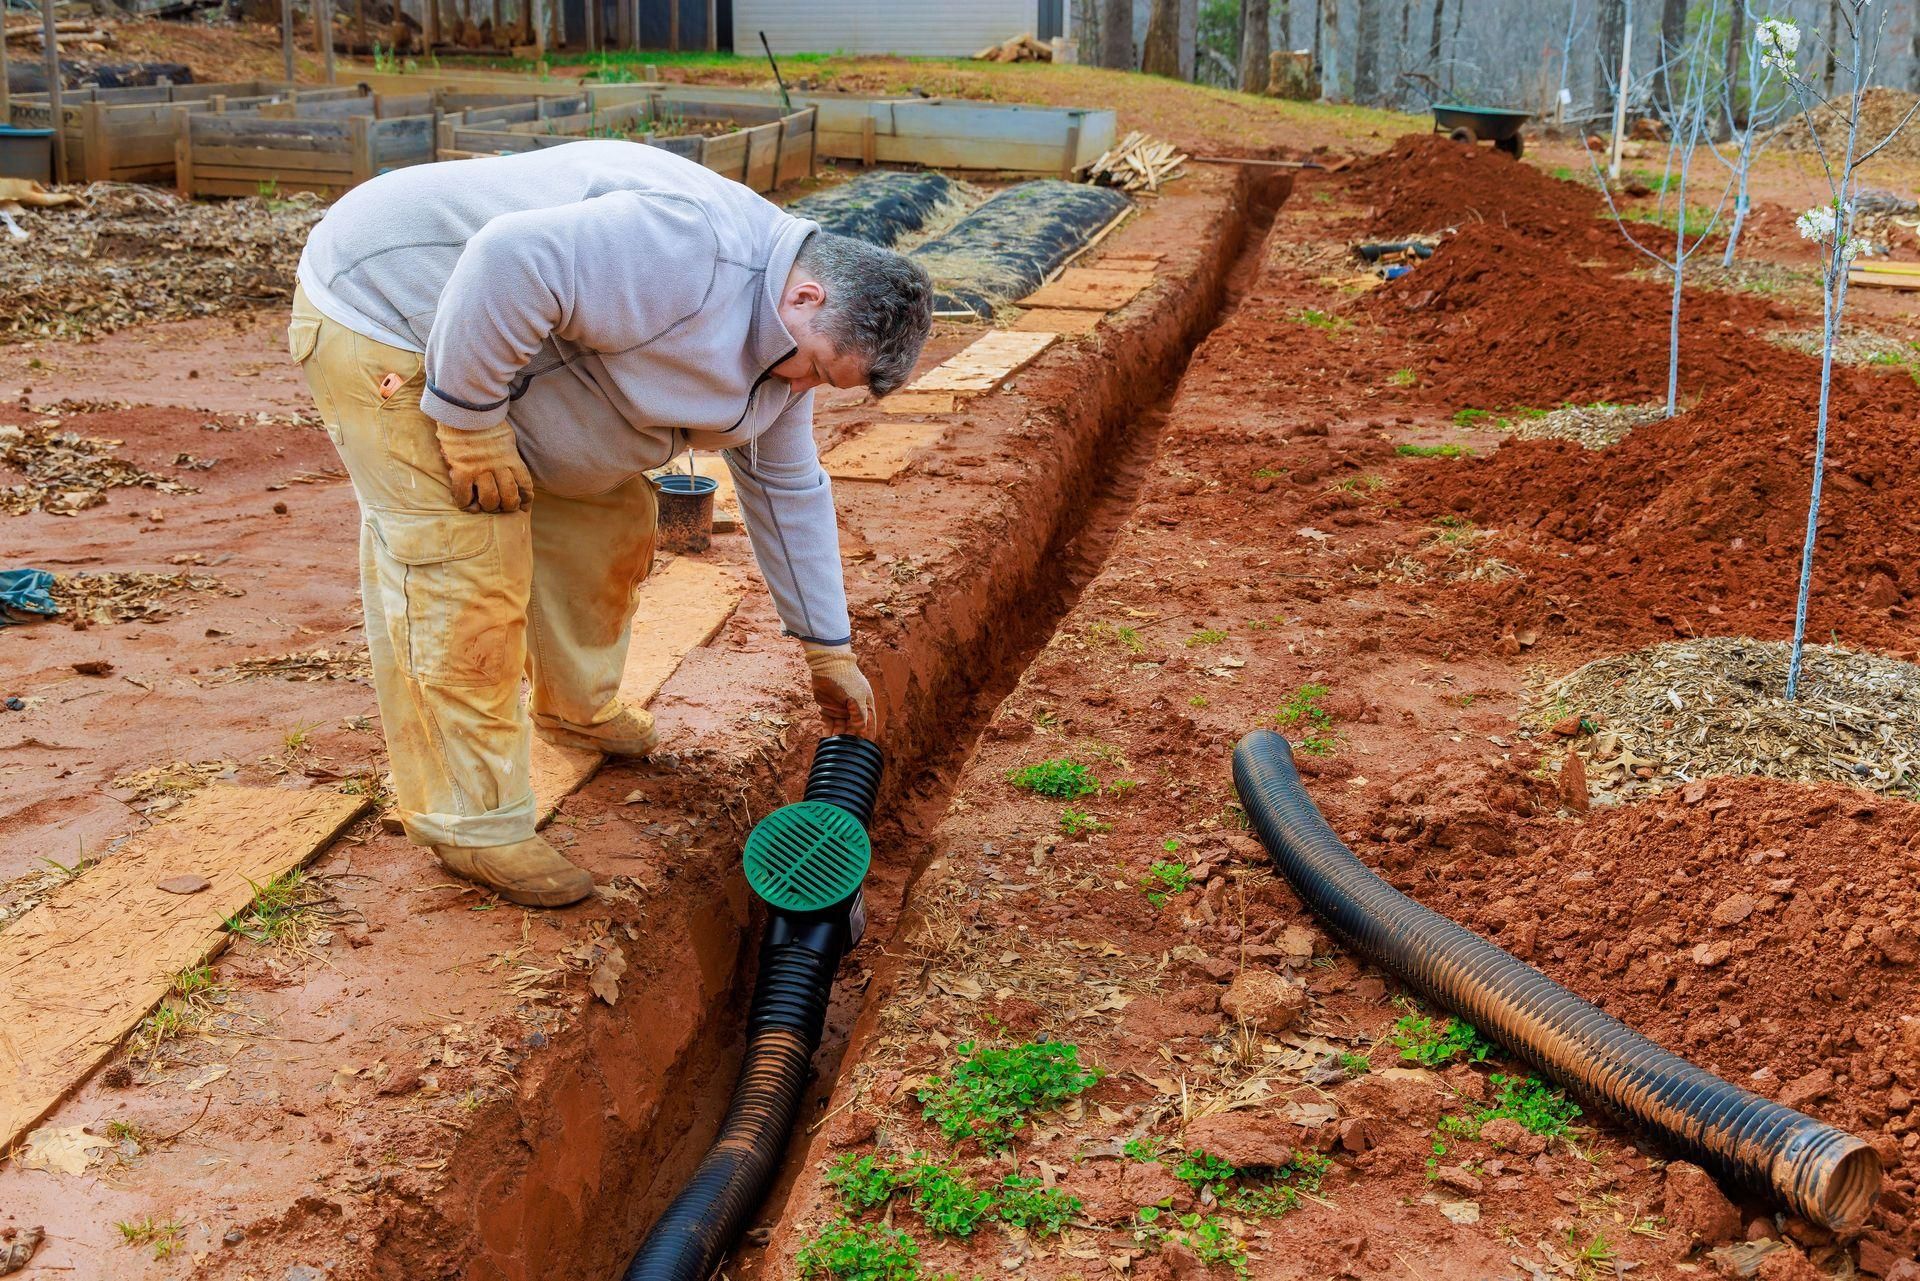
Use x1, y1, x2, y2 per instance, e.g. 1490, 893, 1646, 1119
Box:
1758, 1, 1920, 698
1714, 5, 1801, 265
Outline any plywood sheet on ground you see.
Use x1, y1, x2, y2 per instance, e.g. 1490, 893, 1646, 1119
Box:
1848, 269, 1920, 290
1011, 307, 1105, 335
0, 786, 369, 1153
902, 330, 1059, 394
822, 420, 950, 482
1018, 267, 1157, 311
525, 557, 743, 817
648, 454, 741, 531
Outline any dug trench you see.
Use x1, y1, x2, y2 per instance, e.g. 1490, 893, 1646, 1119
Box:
0, 164, 1290, 1279
742, 139, 1920, 1281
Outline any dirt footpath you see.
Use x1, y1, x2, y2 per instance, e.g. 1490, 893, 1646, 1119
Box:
749, 141, 1920, 1281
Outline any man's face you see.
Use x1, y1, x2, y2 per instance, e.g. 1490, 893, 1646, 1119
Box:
774, 276, 868, 395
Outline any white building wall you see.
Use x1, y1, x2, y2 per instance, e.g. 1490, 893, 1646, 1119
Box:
737, 0, 1045, 56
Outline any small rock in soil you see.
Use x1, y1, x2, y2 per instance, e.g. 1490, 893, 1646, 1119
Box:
1437, 1200, 1480, 1225
1219, 968, 1307, 1032
1752, 1244, 1825, 1281
1120, 1160, 1193, 1211
1431, 1165, 1483, 1195
1664, 1160, 1741, 1246
1336, 1116, 1376, 1154
156, 874, 211, 895
1711, 892, 1757, 927
1181, 1112, 1294, 1169
222, 1228, 245, 1246
71, 660, 113, 676
1480, 1116, 1548, 1155
1776, 1068, 1834, 1110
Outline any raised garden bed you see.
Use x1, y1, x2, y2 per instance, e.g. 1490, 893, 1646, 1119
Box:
173, 90, 437, 198
5, 81, 364, 184
593, 85, 1115, 176
439, 92, 815, 195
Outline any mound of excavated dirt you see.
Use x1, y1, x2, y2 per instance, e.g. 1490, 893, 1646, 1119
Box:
1368, 223, 1788, 407
1372, 771, 1920, 1262
1400, 367, 1920, 659
1775, 87, 1920, 162
1348, 133, 1608, 241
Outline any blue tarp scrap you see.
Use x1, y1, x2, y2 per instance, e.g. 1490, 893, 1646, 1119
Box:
0, 569, 60, 626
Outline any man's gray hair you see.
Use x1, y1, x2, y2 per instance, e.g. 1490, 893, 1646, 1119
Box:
796, 231, 934, 398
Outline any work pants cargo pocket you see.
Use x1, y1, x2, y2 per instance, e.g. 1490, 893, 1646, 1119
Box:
367, 509, 515, 689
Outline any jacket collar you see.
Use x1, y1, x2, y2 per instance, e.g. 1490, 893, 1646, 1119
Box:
750, 217, 820, 375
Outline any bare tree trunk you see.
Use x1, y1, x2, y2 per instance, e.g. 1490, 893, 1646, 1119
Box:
1142, 0, 1182, 77
1825, 0, 1840, 93
1098, 0, 1132, 67
1240, 0, 1271, 91
1318, 0, 1339, 97
1353, 0, 1381, 101
1596, 0, 1626, 115
1654, 0, 1686, 109
1075, 0, 1099, 64
1276, 0, 1289, 51
1447, 0, 1464, 92
1428, 0, 1445, 71
1725, 1, 1745, 127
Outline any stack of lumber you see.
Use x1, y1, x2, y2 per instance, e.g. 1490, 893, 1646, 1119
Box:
972, 31, 1052, 62
3, 19, 116, 48
1084, 130, 1186, 194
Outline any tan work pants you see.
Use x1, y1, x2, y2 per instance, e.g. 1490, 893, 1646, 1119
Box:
289, 285, 657, 849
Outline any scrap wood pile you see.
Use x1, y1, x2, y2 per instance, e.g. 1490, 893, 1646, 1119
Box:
0, 415, 196, 516
0, 184, 324, 342
3, 18, 116, 49
1084, 131, 1187, 194
1531, 637, 1920, 802
971, 31, 1052, 62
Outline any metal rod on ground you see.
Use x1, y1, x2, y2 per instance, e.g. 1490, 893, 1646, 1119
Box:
281, 0, 296, 83
1608, 13, 1632, 181
759, 30, 791, 113
41, 0, 63, 184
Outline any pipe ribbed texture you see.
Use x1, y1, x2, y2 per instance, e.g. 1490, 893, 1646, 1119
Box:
622, 738, 885, 1281
1231, 729, 1880, 1231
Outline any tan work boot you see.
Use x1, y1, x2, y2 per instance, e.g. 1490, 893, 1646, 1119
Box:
434, 835, 594, 908
534, 704, 659, 758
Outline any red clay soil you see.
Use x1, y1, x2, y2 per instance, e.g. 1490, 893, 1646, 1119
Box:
1366, 221, 1791, 407
1370, 770, 1920, 1272
749, 143, 1920, 1281
1398, 368, 1920, 660
1350, 133, 1609, 241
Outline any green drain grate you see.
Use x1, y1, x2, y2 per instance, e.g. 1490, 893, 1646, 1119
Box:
742, 801, 871, 913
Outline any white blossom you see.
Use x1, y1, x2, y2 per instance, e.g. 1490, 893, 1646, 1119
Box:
1796, 204, 1837, 241
1757, 18, 1801, 73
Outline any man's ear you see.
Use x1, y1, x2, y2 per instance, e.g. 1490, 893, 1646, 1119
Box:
786, 278, 827, 310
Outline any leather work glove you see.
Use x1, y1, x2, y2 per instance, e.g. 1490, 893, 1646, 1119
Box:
803, 643, 878, 736
436, 421, 533, 513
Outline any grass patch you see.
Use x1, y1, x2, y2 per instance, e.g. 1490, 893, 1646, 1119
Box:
1337, 1050, 1372, 1076
1291, 308, 1348, 330
1141, 858, 1191, 907
1395, 442, 1473, 458
115, 1217, 184, 1260
1441, 1073, 1583, 1140
1430, 514, 1479, 546
1273, 683, 1336, 755
222, 869, 322, 945
1615, 203, 1722, 237
1087, 620, 1147, 654
823, 1152, 1083, 1239
1390, 1012, 1495, 1068
917, 1041, 1102, 1149
1007, 758, 1097, 800
1058, 806, 1109, 837
1185, 628, 1229, 646
1388, 367, 1418, 387
795, 1219, 922, 1281
129, 964, 224, 1062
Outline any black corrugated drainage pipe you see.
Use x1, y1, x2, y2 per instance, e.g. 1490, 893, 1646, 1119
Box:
1231, 728, 1881, 1232
622, 735, 885, 1281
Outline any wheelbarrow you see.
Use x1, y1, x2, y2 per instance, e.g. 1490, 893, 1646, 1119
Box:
1431, 104, 1532, 159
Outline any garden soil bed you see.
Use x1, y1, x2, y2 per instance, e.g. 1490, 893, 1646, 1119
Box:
748, 137, 1920, 1281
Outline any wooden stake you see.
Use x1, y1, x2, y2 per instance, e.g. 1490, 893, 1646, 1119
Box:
281, 0, 296, 83
705, 0, 715, 51
320, 0, 335, 83
1608, 13, 1632, 181
0, 4, 12, 126
41, 0, 62, 184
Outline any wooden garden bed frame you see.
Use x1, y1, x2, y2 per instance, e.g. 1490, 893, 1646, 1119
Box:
438, 93, 815, 195
4, 81, 363, 184
588, 85, 1115, 177
173, 91, 439, 198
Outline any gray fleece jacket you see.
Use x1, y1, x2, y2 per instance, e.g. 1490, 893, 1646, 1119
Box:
296, 140, 849, 646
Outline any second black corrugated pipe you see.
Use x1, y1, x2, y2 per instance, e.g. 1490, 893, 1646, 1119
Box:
622, 735, 885, 1281
1231, 728, 1880, 1231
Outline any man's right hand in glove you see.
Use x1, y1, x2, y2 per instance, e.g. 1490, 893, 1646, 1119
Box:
436, 421, 533, 513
